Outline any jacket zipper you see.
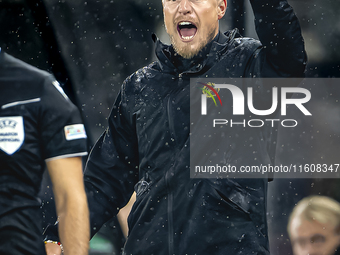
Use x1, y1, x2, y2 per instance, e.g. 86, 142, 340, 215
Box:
166, 93, 175, 255
165, 73, 184, 255
165, 169, 174, 255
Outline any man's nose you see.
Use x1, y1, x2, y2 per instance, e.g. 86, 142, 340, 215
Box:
178, 0, 192, 14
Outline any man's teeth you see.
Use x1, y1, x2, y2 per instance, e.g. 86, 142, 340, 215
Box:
181, 35, 194, 40
178, 22, 196, 40
179, 21, 192, 26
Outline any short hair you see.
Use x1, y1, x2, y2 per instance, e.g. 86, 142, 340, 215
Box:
162, 0, 224, 4
287, 195, 340, 236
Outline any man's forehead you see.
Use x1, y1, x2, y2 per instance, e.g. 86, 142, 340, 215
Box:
162, 0, 224, 4
291, 218, 335, 237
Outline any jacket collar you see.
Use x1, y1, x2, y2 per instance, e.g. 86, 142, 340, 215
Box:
153, 29, 239, 75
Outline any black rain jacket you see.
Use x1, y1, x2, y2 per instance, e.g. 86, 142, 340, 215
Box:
46, 0, 306, 254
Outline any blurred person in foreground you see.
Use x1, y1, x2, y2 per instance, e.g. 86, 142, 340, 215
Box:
0, 49, 90, 255
288, 195, 340, 255
46, 0, 306, 254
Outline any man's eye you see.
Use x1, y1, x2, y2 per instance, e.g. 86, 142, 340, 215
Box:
310, 234, 326, 244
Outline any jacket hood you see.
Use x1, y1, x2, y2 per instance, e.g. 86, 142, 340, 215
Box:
152, 29, 240, 75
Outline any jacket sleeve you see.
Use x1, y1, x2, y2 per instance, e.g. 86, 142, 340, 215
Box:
247, 0, 307, 77
84, 86, 139, 238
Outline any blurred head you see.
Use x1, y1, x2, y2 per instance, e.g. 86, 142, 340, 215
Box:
162, 0, 226, 59
288, 196, 340, 255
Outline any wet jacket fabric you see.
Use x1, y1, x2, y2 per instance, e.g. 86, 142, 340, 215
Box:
68, 0, 305, 254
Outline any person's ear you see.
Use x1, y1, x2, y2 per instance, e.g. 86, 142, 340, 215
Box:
217, 0, 227, 20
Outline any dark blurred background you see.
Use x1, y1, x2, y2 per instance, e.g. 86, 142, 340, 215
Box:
1, 0, 339, 254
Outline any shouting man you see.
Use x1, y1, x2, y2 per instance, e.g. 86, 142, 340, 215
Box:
46, 0, 306, 254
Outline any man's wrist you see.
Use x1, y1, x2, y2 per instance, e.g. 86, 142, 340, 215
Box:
44, 240, 64, 253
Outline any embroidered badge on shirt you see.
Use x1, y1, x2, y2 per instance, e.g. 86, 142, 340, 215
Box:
0, 116, 25, 155
64, 124, 87, 141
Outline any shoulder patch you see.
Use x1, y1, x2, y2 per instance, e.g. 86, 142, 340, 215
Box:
0, 116, 25, 155
64, 124, 87, 141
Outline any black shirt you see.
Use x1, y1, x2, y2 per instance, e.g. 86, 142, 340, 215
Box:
0, 51, 87, 255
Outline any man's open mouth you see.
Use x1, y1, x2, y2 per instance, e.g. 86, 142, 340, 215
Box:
177, 21, 197, 41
